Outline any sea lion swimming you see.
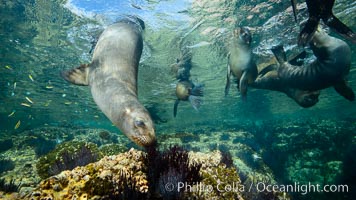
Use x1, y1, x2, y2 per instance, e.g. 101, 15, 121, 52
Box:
174, 80, 204, 117
273, 27, 355, 101
251, 64, 320, 108
297, 0, 356, 46
225, 27, 258, 100
61, 17, 156, 147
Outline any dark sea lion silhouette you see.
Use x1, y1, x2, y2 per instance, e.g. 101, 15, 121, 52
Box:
297, 0, 356, 46
251, 64, 320, 108
61, 17, 156, 147
225, 27, 258, 100
273, 28, 355, 101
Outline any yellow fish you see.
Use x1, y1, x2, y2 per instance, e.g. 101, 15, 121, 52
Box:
21, 103, 31, 107
14, 120, 21, 129
29, 74, 34, 81
25, 97, 34, 104
5, 65, 12, 70
8, 111, 15, 117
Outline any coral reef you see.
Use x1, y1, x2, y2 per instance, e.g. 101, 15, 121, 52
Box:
36, 141, 102, 179
25, 148, 148, 200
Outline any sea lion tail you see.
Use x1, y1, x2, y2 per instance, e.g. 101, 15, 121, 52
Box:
271, 45, 287, 64
188, 95, 203, 111
61, 64, 90, 86
334, 81, 355, 101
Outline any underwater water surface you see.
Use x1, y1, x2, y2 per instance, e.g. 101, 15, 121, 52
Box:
0, 0, 355, 199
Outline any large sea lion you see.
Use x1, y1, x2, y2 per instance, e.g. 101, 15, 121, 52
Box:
251, 64, 320, 108
225, 27, 258, 99
61, 17, 156, 147
297, 0, 356, 46
173, 80, 204, 117
273, 27, 355, 101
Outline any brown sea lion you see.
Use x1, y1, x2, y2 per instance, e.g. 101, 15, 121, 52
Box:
225, 27, 258, 100
297, 0, 356, 46
251, 64, 320, 108
273, 27, 355, 101
61, 17, 156, 147
170, 49, 192, 81
174, 80, 204, 117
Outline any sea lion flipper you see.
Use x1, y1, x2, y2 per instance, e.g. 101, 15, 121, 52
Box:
334, 81, 355, 101
190, 83, 204, 97
239, 71, 248, 100
225, 58, 232, 96
323, 14, 356, 44
188, 95, 202, 111
61, 64, 90, 86
271, 45, 287, 64
289, 51, 307, 66
298, 16, 319, 46
173, 99, 180, 117
291, 0, 298, 22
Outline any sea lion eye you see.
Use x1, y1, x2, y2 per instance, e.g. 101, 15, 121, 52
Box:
134, 120, 145, 128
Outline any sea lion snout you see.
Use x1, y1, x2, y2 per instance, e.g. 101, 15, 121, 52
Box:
234, 27, 252, 45
122, 108, 156, 147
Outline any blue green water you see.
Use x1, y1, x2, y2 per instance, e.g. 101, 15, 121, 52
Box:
0, 0, 355, 199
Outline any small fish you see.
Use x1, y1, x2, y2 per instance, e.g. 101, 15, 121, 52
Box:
46, 85, 54, 89
29, 74, 34, 81
8, 111, 15, 117
64, 101, 72, 105
44, 100, 52, 107
5, 65, 13, 70
14, 120, 21, 129
94, 115, 99, 118
21, 103, 31, 107
25, 97, 34, 104
13, 82, 17, 90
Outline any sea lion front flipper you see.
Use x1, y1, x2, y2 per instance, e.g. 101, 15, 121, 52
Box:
291, 0, 298, 22
188, 95, 202, 111
239, 71, 248, 100
298, 16, 319, 46
225, 54, 232, 96
190, 83, 204, 97
173, 99, 180, 117
334, 80, 355, 101
322, 14, 356, 44
289, 51, 307, 66
271, 45, 287, 64
61, 64, 90, 86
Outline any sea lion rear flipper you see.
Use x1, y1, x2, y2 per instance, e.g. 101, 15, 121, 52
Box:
271, 45, 287, 64
258, 64, 277, 77
61, 64, 90, 86
291, 0, 298, 22
323, 14, 356, 44
173, 99, 180, 117
188, 95, 202, 111
334, 81, 355, 101
225, 55, 232, 96
298, 16, 319, 46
